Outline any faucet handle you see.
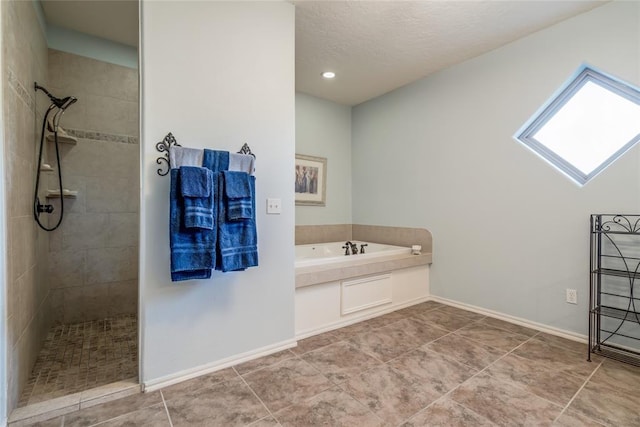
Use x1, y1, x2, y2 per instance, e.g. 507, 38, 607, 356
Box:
360, 243, 368, 254
342, 245, 350, 256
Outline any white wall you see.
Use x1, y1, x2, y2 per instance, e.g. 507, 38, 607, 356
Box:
352, 2, 640, 335
140, 1, 295, 384
295, 93, 352, 225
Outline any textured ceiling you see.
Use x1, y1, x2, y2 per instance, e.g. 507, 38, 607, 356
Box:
40, 0, 139, 47
295, 1, 606, 105
39, 0, 606, 105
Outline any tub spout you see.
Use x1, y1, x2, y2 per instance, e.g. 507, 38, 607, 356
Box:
342, 244, 351, 256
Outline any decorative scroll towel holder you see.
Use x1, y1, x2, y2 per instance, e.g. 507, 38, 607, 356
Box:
155, 132, 255, 176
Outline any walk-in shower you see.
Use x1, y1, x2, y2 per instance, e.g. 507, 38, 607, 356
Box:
33, 82, 77, 231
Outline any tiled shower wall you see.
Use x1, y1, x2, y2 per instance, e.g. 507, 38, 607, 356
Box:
47, 49, 139, 324
3, 0, 51, 412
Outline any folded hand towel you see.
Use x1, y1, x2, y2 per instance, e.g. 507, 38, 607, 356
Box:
170, 146, 204, 168
217, 174, 258, 272
170, 169, 216, 281
180, 167, 214, 229
229, 153, 255, 175
223, 171, 252, 220
180, 166, 211, 197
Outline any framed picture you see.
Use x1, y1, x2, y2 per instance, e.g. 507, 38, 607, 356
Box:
295, 154, 327, 206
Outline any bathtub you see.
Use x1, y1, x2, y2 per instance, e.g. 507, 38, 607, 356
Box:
295, 241, 412, 268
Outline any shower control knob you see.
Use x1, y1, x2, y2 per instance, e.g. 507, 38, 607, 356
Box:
35, 198, 54, 215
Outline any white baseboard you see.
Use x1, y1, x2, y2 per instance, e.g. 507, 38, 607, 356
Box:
296, 295, 431, 340
429, 295, 588, 344
143, 338, 297, 392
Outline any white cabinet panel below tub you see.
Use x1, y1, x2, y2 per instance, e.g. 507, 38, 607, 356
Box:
341, 274, 392, 315
295, 265, 429, 338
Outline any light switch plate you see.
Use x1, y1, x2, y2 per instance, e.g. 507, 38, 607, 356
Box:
267, 198, 282, 214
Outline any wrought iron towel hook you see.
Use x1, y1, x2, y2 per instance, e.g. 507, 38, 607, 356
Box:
155, 132, 255, 176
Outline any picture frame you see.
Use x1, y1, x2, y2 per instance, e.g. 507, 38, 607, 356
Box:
295, 154, 327, 206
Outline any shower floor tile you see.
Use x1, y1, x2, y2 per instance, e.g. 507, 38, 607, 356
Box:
18, 314, 138, 407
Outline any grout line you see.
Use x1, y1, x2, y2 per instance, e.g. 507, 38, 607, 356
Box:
552, 360, 603, 424
237, 372, 278, 424
394, 332, 539, 426
160, 390, 174, 427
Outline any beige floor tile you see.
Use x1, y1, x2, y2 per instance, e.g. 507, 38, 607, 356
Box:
401, 398, 496, 427
235, 350, 296, 375
161, 368, 238, 399
364, 311, 406, 329
248, 416, 281, 426
242, 358, 332, 413
62, 391, 163, 426
455, 323, 531, 352
450, 372, 562, 425
476, 317, 538, 337
435, 305, 486, 321
513, 339, 601, 379
301, 341, 382, 384
389, 348, 477, 395
554, 410, 606, 426
569, 380, 640, 426
347, 323, 420, 362
413, 309, 478, 331
164, 377, 268, 426
273, 387, 383, 427
342, 364, 440, 424
395, 301, 445, 317
587, 358, 640, 394
426, 334, 505, 370
533, 333, 587, 355
485, 354, 584, 405
329, 321, 372, 341
291, 332, 337, 355
96, 403, 170, 427
394, 317, 450, 346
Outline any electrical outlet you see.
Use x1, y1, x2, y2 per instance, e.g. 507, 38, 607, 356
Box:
566, 289, 577, 304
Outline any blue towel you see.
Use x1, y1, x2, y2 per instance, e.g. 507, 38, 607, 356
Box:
223, 171, 252, 220
169, 169, 215, 281
180, 167, 214, 229
217, 173, 258, 272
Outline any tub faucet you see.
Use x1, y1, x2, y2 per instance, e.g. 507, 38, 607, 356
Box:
342, 242, 352, 256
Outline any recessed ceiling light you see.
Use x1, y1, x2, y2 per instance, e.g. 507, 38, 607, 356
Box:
321, 71, 336, 79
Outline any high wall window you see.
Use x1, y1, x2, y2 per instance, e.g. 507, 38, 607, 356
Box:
515, 65, 640, 186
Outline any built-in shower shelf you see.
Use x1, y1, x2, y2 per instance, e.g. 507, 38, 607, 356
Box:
46, 134, 77, 145
46, 189, 78, 199
40, 164, 54, 172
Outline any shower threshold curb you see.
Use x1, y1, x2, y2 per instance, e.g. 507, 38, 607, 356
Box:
8, 378, 140, 426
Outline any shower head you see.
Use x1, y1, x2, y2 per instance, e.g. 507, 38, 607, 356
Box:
34, 83, 77, 110
56, 96, 77, 110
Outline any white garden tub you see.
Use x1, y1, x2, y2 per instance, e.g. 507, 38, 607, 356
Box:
295, 241, 412, 268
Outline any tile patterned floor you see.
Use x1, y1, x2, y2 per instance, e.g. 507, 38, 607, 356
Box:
20, 302, 640, 426
18, 314, 138, 407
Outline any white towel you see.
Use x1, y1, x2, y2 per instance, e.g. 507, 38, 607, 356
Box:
229, 153, 255, 175
170, 147, 204, 168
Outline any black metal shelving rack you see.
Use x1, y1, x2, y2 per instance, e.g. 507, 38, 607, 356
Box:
589, 214, 640, 366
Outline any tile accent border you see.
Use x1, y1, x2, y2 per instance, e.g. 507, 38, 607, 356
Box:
295, 224, 352, 245
65, 128, 139, 145
295, 224, 433, 252
8, 68, 35, 112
